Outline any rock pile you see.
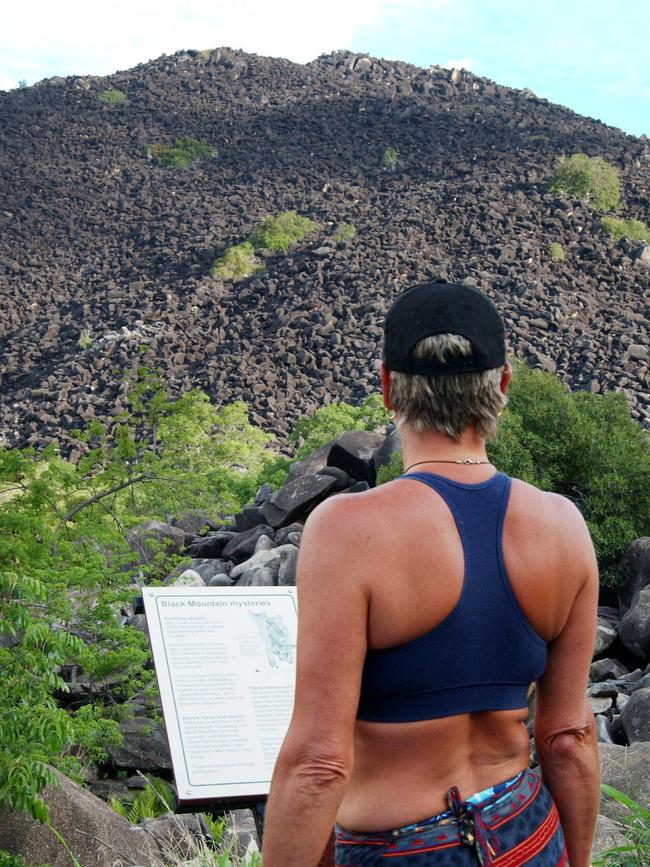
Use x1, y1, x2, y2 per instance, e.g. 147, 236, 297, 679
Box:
0, 48, 649, 453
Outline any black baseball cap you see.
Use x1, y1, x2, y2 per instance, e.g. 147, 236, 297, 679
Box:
383, 281, 506, 375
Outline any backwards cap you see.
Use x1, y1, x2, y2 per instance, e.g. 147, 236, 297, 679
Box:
383, 281, 506, 376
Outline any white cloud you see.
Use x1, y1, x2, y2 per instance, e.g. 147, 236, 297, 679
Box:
0, 0, 444, 89
443, 57, 478, 72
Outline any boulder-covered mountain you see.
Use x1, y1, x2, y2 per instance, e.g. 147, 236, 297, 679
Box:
1, 47, 649, 452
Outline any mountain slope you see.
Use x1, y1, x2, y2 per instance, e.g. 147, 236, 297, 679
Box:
1, 47, 649, 452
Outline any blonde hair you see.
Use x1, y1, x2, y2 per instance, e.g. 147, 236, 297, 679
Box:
388, 334, 506, 439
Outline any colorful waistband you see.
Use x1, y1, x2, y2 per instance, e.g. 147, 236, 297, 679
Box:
335, 768, 567, 867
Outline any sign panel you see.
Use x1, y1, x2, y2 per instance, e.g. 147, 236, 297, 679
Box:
143, 586, 298, 803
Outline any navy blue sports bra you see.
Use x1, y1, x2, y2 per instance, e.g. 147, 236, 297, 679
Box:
356, 471, 548, 723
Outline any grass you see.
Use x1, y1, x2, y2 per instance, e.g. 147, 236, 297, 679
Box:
98, 89, 127, 105
593, 784, 650, 866
333, 222, 357, 244
146, 137, 215, 168
549, 242, 566, 262
248, 212, 318, 253
210, 242, 265, 281
601, 217, 650, 244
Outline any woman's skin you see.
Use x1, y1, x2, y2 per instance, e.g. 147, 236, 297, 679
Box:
262, 364, 600, 867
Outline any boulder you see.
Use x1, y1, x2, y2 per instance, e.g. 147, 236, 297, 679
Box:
185, 530, 238, 558
327, 430, 385, 485
599, 742, 650, 816
234, 505, 267, 532
618, 537, 650, 612
107, 715, 172, 771
594, 615, 618, 656
591, 814, 630, 859
170, 511, 216, 535
166, 568, 205, 587
275, 522, 304, 545
127, 520, 185, 565
619, 585, 650, 659
221, 808, 261, 857
262, 474, 337, 528
222, 525, 275, 560
0, 768, 161, 866
620, 688, 650, 742
590, 658, 629, 682
373, 426, 402, 476
139, 812, 212, 859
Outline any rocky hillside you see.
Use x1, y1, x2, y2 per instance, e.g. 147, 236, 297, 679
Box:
1, 47, 649, 452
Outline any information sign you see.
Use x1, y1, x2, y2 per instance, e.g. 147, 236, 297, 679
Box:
143, 586, 298, 804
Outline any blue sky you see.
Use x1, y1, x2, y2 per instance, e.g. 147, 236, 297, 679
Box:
1, 0, 648, 137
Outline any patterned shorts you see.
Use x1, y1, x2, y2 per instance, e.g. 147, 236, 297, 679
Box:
335, 768, 567, 866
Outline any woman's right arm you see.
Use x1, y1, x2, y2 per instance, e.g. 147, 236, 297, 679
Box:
533, 502, 600, 867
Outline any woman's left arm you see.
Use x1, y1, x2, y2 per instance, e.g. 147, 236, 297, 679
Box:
261, 494, 371, 867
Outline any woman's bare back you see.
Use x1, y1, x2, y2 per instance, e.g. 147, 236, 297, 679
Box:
335, 470, 588, 831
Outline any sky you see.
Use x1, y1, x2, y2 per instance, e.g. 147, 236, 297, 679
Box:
1, 0, 648, 137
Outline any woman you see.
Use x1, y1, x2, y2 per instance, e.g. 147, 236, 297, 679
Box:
262, 282, 600, 867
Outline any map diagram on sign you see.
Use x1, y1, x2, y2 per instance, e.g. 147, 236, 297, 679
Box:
249, 612, 295, 668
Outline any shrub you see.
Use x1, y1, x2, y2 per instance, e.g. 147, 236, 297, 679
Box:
377, 363, 650, 584
601, 216, 650, 244
110, 776, 175, 823
549, 153, 621, 211
248, 212, 318, 253
98, 89, 127, 105
210, 242, 264, 281
381, 147, 399, 170
292, 395, 389, 458
78, 327, 93, 349
548, 242, 565, 262
333, 222, 357, 244
146, 137, 214, 168
594, 784, 650, 865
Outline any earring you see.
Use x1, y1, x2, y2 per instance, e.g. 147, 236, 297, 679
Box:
387, 410, 396, 420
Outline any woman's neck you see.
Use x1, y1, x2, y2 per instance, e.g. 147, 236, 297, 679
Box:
399, 423, 490, 472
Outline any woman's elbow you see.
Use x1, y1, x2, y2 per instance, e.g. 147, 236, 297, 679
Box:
275, 743, 353, 796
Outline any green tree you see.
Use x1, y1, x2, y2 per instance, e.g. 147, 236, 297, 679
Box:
0, 370, 280, 824
549, 153, 621, 211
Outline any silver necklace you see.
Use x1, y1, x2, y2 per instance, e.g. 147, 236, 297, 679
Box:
404, 458, 491, 472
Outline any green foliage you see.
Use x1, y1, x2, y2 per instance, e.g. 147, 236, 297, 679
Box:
248, 212, 318, 253
381, 147, 399, 170
17, 80, 28, 90
77, 327, 93, 349
548, 242, 565, 262
601, 217, 650, 244
0, 853, 31, 867
375, 364, 650, 583
210, 242, 264, 281
196, 49, 214, 61
98, 89, 127, 105
332, 222, 357, 244
211, 212, 318, 279
549, 153, 621, 211
594, 784, 650, 865
377, 449, 403, 486
0, 369, 281, 823
109, 776, 175, 823
292, 395, 389, 458
146, 137, 214, 168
